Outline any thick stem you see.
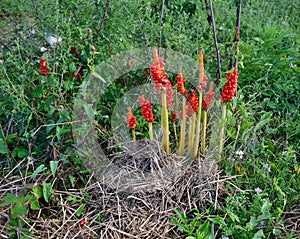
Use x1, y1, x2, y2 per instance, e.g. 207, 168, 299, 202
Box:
193, 92, 203, 158
131, 128, 136, 140
218, 103, 227, 161
178, 96, 187, 156
148, 122, 153, 141
173, 121, 179, 149
201, 110, 207, 154
161, 89, 170, 154
188, 113, 196, 154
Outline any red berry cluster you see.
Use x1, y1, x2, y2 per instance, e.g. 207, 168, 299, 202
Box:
170, 110, 178, 121
126, 107, 136, 129
175, 69, 188, 95
40, 58, 49, 75
188, 89, 198, 112
221, 68, 238, 103
202, 82, 215, 110
138, 96, 154, 122
202, 92, 214, 110
150, 49, 173, 107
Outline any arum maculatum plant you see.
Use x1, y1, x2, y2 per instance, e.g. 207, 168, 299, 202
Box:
218, 68, 238, 160
126, 107, 136, 140
138, 95, 154, 141
124, 47, 238, 162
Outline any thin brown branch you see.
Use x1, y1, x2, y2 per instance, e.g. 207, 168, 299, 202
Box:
233, 0, 242, 68
205, 0, 222, 87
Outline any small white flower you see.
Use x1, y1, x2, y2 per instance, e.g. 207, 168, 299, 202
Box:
255, 187, 262, 194
0, 59, 3, 65
40, 47, 48, 52
235, 150, 244, 159
46, 34, 62, 48
30, 28, 35, 34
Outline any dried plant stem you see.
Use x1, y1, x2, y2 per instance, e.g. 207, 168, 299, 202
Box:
148, 122, 153, 141
131, 129, 136, 140
201, 110, 207, 154
205, 0, 221, 85
188, 113, 196, 154
161, 89, 169, 154
218, 103, 227, 161
178, 96, 187, 156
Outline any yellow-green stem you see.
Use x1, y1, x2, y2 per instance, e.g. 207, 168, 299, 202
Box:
131, 128, 136, 140
193, 92, 203, 158
161, 89, 170, 154
188, 113, 196, 154
218, 103, 227, 161
173, 121, 179, 149
148, 122, 153, 141
178, 96, 187, 156
201, 110, 207, 154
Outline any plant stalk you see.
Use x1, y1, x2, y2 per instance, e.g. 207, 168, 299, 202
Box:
201, 110, 207, 154
148, 122, 153, 141
218, 103, 227, 161
161, 88, 169, 154
178, 96, 186, 156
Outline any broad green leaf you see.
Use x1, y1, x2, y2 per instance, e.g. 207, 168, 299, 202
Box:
32, 186, 43, 199
30, 164, 47, 179
30, 198, 40, 210
50, 161, 59, 177
0, 193, 20, 206
42, 182, 51, 203
0, 138, 8, 154
11, 203, 27, 218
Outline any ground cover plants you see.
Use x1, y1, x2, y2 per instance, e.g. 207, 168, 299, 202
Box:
0, 0, 299, 238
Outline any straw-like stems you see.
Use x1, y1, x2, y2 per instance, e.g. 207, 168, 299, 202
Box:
161, 88, 169, 154
218, 103, 227, 161
201, 110, 207, 154
131, 128, 136, 140
192, 93, 202, 158
178, 96, 187, 156
188, 113, 196, 155
148, 122, 153, 141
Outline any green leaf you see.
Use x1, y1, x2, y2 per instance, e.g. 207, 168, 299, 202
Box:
75, 204, 86, 217
0, 193, 20, 206
42, 182, 51, 203
83, 103, 94, 120
272, 229, 282, 236
30, 164, 47, 179
208, 216, 226, 227
32, 186, 43, 199
0, 138, 8, 154
69, 62, 77, 73
30, 198, 40, 210
91, 71, 106, 83
252, 229, 265, 239
50, 161, 59, 177
217, 78, 228, 90
11, 203, 27, 218
254, 118, 272, 132
173, 208, 188, 225
69, 175, 76, 188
